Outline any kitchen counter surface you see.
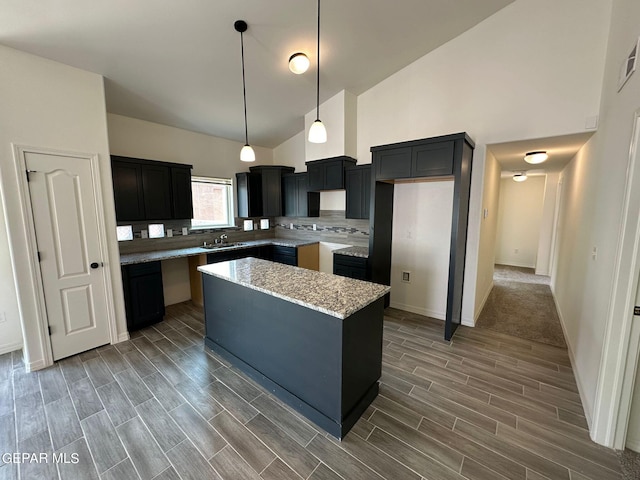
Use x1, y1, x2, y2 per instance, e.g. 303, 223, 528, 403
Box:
119, 239, 318, 266
198, 257, 389, 319
333, 246, 369, 258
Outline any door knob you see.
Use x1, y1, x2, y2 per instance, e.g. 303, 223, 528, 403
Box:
90, 262, 100, 269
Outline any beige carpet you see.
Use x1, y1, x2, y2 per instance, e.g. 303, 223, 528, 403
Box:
476, 265, 567, 348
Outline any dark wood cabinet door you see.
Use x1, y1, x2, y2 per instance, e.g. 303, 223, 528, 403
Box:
261, 168, 284, 217
111, 160, 145, 221
412, 141, 454, 177
333, 254, 368, 280
307, 163, 324, 191
141, 165, 172, 220
375, 147, 412, 180
283, 174, 298, 217
122, 261, 165, 330
171, 167, 193, 219
323, 162, 344, 190
345, 165, 371, 219
236, 172, 262, 217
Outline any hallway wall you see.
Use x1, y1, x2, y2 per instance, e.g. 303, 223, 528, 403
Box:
495, 176, 545, 268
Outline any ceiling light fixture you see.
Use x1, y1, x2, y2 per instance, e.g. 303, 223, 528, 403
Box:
235, 20, 255, 162
308, 0, 327, 144
513, 172, 528, 182
289, 52, 310, 74
524, 151, 548, 164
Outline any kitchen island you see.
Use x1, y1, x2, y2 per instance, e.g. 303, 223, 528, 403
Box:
198, 257, 390, 439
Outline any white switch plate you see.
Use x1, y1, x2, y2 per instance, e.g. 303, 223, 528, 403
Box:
141, 229, 148, 239
313, 224, 317, 231
260, 219, 269, 229
167, 229, 173, 237
182, 227, 188, 236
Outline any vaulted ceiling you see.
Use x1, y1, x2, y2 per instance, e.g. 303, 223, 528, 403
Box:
0, 0, 514, 147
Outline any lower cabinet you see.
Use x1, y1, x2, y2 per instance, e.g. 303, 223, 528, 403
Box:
271, 245, 297, 266
333, 254, 368, 280
122, 261, 165, 331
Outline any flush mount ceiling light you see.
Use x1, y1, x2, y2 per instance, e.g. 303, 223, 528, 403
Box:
513, 172, 528, 182
235, 20, 255, 162
308, 0, 327, 144
289, 52, 310, 74
524, 151, 548, 164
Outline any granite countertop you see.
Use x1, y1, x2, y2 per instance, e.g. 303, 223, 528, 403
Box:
198, 257, 390, 319
119, 239, 318, 266
333, 246, 369, 258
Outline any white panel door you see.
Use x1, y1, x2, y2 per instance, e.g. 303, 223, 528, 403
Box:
26, 152, 110, 360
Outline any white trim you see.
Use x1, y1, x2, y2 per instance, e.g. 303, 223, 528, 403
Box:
117, 332, 130, 343
627, 438, 640, 453
388, 302, 445, 321
463, 280, 494, 327
591, 109, 640, 448
552, 289, 593, 427
0, 341, 23, 356
9, 144, 119, 369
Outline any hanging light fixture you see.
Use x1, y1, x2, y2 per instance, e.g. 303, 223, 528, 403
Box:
235, 20, 255, 162
524, 151, 548, 164
289, 53, 310, 74
513, 172, 528, 182
308, 0, 327, 143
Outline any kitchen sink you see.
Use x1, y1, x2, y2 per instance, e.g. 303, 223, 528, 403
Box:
201, 242, 246, 250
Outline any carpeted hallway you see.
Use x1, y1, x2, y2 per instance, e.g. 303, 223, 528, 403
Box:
476, 264, 566, 348
476, 264, 640, 479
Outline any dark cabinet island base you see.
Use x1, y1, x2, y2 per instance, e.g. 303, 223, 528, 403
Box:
201, 267, 385, 439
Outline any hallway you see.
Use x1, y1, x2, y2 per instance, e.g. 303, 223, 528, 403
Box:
476, 265, 566, 348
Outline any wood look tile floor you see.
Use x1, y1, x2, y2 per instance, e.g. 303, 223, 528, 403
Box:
0, 302, 624, 480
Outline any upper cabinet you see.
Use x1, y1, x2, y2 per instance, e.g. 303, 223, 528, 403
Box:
306, 156, 357, 191
283, 173, 320, 218
236, 165, 294, 218
111, 156, 193, 222
345, 165, 371, 220
374, 141, 454, 180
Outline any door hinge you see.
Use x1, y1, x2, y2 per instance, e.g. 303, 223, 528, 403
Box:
37, 251, 42, 262
26, 169, 37, 181
47, 326, 52, 336
634, 306, 640, 316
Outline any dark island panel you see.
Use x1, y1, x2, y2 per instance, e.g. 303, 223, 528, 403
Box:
202, 273, 384, 439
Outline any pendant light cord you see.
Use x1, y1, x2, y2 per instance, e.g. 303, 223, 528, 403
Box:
316, 0, 320, 121
240, 30, 249, 145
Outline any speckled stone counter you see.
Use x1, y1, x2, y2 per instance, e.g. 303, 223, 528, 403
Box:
198, 257, 388, 319
199, 256, 387, 438
333, 246, 369, 258
119, 239, 318, 266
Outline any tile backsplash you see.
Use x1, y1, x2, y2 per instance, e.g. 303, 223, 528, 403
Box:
274, 211, 369, 247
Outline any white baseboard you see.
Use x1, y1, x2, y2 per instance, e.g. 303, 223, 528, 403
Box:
117, 332, 130, 343
626, 437, 640, 453
0, 341, 23, 356
389, 302, 445, 321
462, 281, 494, 327
496, 261, 536, 269
26, 358, 47, 372
551, 290, 593, 428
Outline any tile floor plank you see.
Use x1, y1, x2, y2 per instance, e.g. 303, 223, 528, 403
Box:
116, 417, 170, 479
209, 445, 262, 480
95, 381, 137, 426
169, 403, 226, 459
44, 395, 82, 450
68, 377, 104, 420
166, 440, 221, 480
81, 410, 127, 474
136, 398, 186, 452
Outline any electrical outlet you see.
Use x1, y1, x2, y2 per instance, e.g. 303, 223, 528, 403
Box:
0, 312, 5, 324
402, 271, 411, 283
289, 223, 294, 230
166, 229, 173, 237
141, 229, 148, 239
592, 247, 598, 260
182, 227, 188, 236
313, 224, 317, 231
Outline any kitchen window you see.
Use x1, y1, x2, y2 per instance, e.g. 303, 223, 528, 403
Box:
191, 176, 233, 228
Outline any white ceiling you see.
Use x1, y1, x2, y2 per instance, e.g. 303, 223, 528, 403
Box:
0, 0, 514, 147
488, 132, 595, 176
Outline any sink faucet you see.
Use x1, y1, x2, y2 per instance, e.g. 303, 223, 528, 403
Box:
215, 233, 228, 244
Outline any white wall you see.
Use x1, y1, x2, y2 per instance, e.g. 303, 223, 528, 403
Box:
273, 131, 305, 171
0, 45, 125, 369
536, 172, 560, 276
107, 114, 273, 180
474, 149, 502, 320
390, 182, 453, 319
495, 176, 545, 268
356, 0, 611, 325
0, 196, 23, 354
551, 0, 640, 431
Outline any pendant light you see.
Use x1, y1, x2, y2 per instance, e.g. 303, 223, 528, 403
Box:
235, 20, 255, 162
308, 0, 327, 143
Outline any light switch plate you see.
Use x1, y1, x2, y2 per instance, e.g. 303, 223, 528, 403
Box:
260, 219, 269, 229
182, 227, 188, 236
141, 229, 148, 239
167, 229, 173, 237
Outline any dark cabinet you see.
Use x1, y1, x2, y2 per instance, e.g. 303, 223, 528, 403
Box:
306, 156, 357, 191
333, 254, 368, 280
345, 165, 371, 219
271, 245, 297, 266
283, 173, 320, 217
374, 141, 454, 180
111, 156, 193, 221
236, 166, 294, 217
122, 261, 165, 331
